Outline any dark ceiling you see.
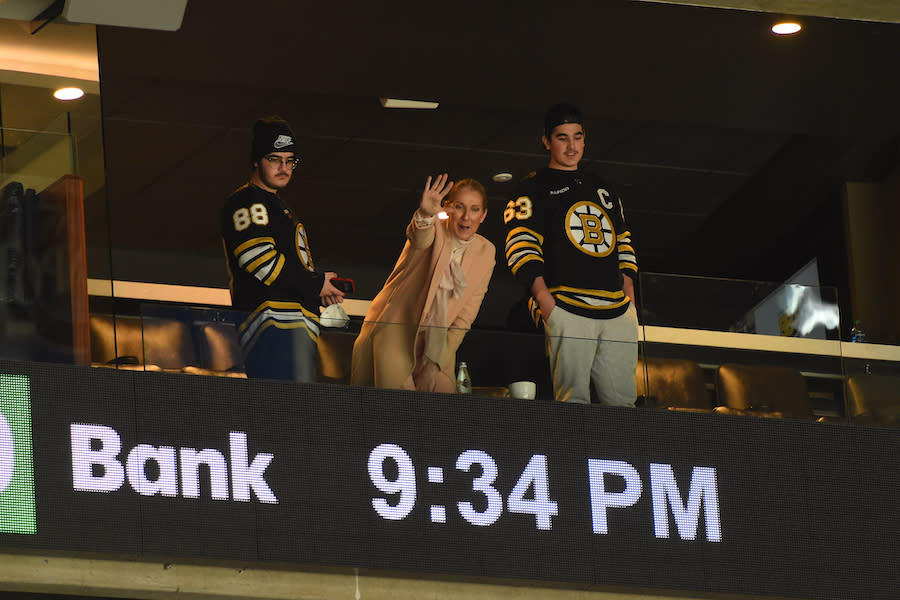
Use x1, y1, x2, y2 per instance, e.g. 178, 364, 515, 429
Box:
89, 0, 900, 324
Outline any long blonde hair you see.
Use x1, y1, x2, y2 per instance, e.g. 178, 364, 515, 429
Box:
447, 178, 487, 210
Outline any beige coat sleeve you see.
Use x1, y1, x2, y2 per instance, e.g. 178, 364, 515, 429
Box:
406, 211, 436, 249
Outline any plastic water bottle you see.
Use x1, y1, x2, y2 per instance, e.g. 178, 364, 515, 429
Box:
850, 320, 872, 374
850, 320, 866, 343
456, 361, 472, 394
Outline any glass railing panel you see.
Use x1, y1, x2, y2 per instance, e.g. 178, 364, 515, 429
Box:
637, 272, 847, 422
136, 303, 247, 376
321, 317, 639, 405
72, 286, 900, 430
638, 271, 841, 338
120, 305, 596, 403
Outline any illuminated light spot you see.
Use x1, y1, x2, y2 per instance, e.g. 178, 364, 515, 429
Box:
772, 22, 802, 35
53, 87, 85, 101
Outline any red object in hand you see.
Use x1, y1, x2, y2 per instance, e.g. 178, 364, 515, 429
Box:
330, 277, 355, 294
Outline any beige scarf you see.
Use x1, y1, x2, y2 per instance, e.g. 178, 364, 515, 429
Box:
421, 233, 472, 364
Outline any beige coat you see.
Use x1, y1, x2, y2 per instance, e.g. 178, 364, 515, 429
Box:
350, 213, 495, 390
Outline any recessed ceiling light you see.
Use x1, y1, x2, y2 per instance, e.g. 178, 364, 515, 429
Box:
492, 172, 513, 183
771, 21, 802, 35
379, 97, 439, 109
54, 87, 85, 100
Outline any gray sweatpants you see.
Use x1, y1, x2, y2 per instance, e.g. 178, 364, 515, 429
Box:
543, 303, 638, 406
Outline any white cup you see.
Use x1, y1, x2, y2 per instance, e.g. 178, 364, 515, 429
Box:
507, 380, 537, 400
319, 303, 349, 328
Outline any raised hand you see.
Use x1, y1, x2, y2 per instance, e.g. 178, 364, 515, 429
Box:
419, 173, 454, 217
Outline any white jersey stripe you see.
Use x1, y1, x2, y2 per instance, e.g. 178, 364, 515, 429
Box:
237, 243, 274, 268
254, 258, 276, 282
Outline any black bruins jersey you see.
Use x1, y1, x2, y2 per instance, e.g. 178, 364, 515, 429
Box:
221, 184, 323, 349
503, 167, 637, 322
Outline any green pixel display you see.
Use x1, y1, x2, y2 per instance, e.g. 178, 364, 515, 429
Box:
0, 374, 36, 534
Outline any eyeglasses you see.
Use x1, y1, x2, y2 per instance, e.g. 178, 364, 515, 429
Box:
262, 155, 300, 169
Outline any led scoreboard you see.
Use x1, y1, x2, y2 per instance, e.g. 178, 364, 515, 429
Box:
0, 360, 897, 600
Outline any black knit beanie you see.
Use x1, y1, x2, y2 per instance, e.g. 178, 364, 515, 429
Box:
251, 117, 296, 165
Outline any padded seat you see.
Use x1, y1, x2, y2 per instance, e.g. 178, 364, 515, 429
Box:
846, 374, 900, 427
635, 357, 712, 412
714, 363, 812, 419
185, 321, 246, 378
90, 314, 197, 372
141, 317, 197, 371
90, 314, 156, 370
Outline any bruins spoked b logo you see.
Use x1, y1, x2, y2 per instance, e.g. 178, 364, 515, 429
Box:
564, 201, 615, 257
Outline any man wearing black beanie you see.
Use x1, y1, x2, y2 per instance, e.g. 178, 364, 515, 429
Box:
221, 117, 345, 381
503, 103, 639, 405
